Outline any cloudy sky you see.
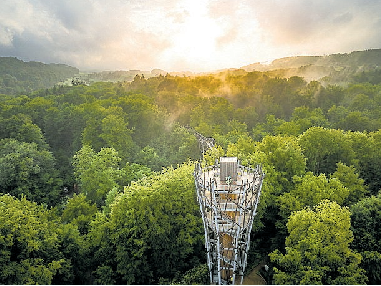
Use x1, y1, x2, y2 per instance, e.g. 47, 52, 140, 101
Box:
1, 0, 381, 72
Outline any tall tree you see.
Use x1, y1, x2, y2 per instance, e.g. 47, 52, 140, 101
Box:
299, 127, 355, 174
0, 113, 49, 149
88, 163, 205, 284
331, 162, 368, 205
278, 172, 350, 220
72, 145, 123, 206
0, 138, 62, 205
348, 130, 381, 195
61, 193, 97, 235
0, 194, 70, 284
351, 195, 381, 284
270, 200, 367, 284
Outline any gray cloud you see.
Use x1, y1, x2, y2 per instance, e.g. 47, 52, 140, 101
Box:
245, 0, 381, 55
0, 0, 380, 71
0, 0, 175, 70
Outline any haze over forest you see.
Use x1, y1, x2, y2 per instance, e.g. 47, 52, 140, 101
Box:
1, 0, 381, 72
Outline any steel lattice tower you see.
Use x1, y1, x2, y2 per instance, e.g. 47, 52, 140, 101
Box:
194, 157, 264, 285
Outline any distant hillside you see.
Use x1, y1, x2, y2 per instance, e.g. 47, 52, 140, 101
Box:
71, 68, 170, 85
241, 49, 381, 84
86, 70, 148, 83
0, 57, 79, 94
3, 49, 381, 94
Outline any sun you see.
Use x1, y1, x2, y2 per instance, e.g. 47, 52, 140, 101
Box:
181, 2, 221, 56
158, 0, 272, 72
161, 0, 224, 71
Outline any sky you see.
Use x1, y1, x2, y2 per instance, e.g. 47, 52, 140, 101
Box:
1, 0, 381, 72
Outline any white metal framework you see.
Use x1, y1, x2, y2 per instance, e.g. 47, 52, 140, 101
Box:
194, 157, 264, 285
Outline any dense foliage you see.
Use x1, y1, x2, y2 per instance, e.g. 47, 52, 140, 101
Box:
1, 51, 381, 284
0, 194, 80, 284
88, 163, 204, 284
270, 200, 367, 284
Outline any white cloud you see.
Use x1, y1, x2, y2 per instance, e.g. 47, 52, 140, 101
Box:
0, 27, 13, 46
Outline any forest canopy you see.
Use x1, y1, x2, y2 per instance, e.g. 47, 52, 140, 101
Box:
1, 51, 381, 284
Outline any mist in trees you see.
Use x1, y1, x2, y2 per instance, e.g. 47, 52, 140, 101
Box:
1, 56, 381, 284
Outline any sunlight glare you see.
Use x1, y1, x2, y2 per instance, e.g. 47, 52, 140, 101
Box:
162, 0, 224, 70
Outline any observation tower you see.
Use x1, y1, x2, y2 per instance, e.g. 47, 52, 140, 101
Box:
194, 158, 264, 284
186, 126, 265, 284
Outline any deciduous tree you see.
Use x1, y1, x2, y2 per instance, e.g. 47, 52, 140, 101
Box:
0, 194, 70, 284
351, 195, 381, 284
0, 138, 62, 205
299, 127, 355, 174
72, 145, 122, 206
270, 200, 367, 284
88, 163, 205, 284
